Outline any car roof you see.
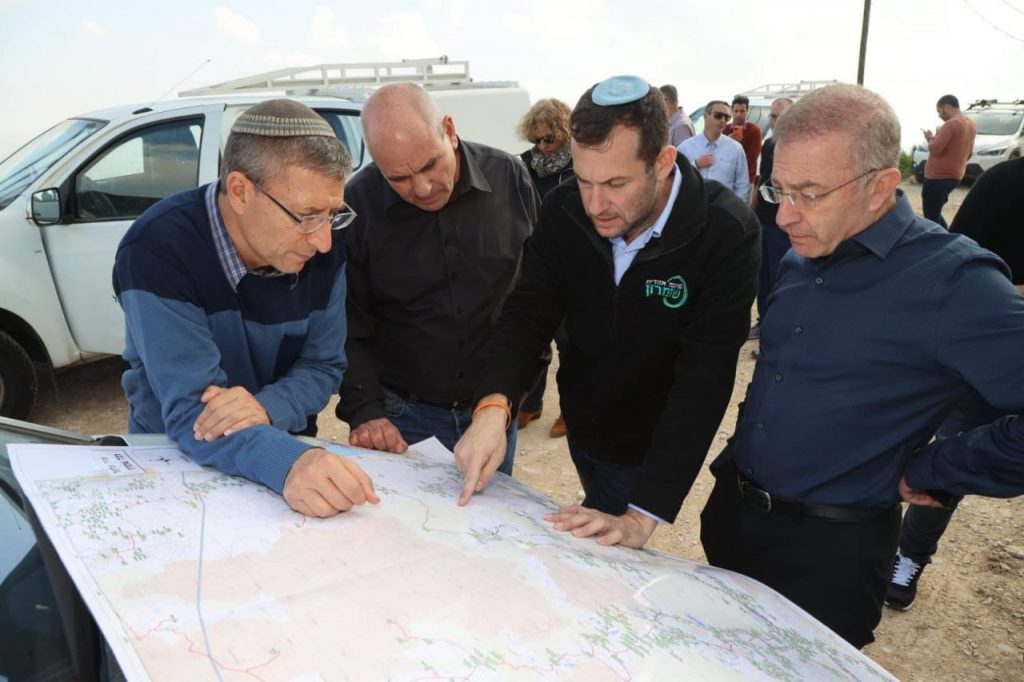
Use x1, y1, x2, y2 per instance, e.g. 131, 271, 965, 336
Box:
75, 94, 365, 123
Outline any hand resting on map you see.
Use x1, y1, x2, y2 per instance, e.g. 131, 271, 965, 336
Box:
544, 506, 658, 549
349, 417, 409, 453
193, 385, 269, 441
283, 448, 380, 517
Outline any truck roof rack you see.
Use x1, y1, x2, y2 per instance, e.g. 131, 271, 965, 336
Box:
966, 99, 1024, 109
739, 80, 840, 99
179, 57, 518, 99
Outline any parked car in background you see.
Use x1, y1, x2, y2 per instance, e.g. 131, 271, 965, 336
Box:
912, 99, 1024, 181
688, 80, 838, 137
0, 59, 529, 420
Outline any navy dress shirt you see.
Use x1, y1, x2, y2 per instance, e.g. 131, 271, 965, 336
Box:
716, 191, 1024, 507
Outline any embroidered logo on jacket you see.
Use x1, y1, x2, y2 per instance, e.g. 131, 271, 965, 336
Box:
644, 275, 688, 309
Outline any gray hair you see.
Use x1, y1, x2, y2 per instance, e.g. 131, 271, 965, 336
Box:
220, 135, 352, 188
659, 84, 679, 107
219, 100, 352, 188
773, 84, 900, 175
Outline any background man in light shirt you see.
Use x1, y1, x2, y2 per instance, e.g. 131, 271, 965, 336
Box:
678, 100, 750, 199
659, 84, 695, 146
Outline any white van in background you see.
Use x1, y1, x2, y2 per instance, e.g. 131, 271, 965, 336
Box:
0, 58, 530, 418
688, 80, 839, 137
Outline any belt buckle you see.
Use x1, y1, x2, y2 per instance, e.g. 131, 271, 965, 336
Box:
739, 478, 772, 513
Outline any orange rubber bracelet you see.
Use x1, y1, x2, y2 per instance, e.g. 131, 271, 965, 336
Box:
472, 400, 512, 430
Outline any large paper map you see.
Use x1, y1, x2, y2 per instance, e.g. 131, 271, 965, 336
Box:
10, 440, 895, 681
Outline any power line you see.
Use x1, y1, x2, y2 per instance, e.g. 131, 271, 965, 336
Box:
997, 0, 1024, 16
963, 0, 1024, 41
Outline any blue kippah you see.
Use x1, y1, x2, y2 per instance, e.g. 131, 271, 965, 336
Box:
592, 76, 650, 106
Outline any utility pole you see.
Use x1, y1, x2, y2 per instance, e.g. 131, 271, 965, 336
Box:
857, 0, 871, 85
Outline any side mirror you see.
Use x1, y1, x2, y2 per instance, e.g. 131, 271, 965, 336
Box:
31, 188, 61, 225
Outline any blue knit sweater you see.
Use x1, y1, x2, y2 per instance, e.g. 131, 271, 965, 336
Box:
113, 184, 348, 494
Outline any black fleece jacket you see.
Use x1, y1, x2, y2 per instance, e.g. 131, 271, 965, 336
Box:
476, 153, 760, 522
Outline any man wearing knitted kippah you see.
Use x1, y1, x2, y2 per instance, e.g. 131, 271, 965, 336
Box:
114, 99, 379, 517
335, 84, 540, 470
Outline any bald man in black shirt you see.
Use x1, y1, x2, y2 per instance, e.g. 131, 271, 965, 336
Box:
336, 83, 539, 469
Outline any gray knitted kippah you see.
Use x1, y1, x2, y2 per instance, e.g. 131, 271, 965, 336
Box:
231, 99, 335, 137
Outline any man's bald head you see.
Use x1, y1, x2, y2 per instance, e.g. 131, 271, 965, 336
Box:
362, 83, 446, 152
361, 83, 462, 212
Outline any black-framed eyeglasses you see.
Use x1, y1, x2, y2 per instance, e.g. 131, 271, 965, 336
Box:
712, 111, 732, 122
759, 168, 881, 209
529, 134, 556, 146
251, 180, 357, 233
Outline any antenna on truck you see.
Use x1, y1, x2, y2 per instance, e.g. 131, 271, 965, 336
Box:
149, 59, 212, 108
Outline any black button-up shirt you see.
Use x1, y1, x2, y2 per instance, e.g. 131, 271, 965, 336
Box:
717, 191, 1024, 506
338, 139, 539, 426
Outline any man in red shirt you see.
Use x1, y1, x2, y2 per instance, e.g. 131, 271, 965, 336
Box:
725, 95, 763, 200
922, 94, 977, 228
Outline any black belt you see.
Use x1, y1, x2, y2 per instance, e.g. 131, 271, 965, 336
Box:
735, 473, 895, 522
385, 386, 474, 411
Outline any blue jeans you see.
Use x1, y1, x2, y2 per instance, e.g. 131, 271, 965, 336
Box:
899, 391, 1005, 564
756, 220, 791, 321
921, 178, 960, 229
566, 434, 642, 515
382, 388, 516, 475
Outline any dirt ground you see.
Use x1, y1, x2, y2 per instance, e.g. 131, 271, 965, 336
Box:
25, 181, 1024, 681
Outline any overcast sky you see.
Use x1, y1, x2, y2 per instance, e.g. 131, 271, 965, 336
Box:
2, 0, 1023, 157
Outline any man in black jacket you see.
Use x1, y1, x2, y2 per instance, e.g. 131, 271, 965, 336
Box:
454, 76, 760, 548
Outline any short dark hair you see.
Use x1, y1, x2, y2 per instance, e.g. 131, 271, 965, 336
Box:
571, 83, 667, 167
732, 95, 750, 108
937, 94, 960, 109
704, 100, 730, 115
659, 84, 678, 107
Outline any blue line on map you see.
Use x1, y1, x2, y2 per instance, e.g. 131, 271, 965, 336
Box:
187, 472, 224, 682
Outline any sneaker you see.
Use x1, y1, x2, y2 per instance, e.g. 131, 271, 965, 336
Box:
748, 323, 761, 340
885, 553, 925, 611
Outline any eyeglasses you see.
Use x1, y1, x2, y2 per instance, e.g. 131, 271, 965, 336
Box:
529, 134, 557, 145
251, 180, 357, 233
759, 168, 881, 209
712, 111, 732, 122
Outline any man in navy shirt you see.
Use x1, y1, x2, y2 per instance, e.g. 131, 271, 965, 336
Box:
115, 100, 378, 518
701, 84, 1024, 649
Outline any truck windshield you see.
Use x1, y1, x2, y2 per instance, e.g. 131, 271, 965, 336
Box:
966, 109, 1023, 136
0, 118, 106, 212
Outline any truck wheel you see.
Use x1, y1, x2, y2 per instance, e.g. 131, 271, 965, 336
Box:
0, 330, 37, 419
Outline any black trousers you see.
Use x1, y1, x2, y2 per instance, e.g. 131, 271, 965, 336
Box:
700, 466, 901, 649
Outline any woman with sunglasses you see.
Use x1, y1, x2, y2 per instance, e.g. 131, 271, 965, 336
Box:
517, 98, 575, 202
514, 99, 575, 437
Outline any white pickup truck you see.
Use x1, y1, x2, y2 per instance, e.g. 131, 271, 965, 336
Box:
0, 60, 530, 418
